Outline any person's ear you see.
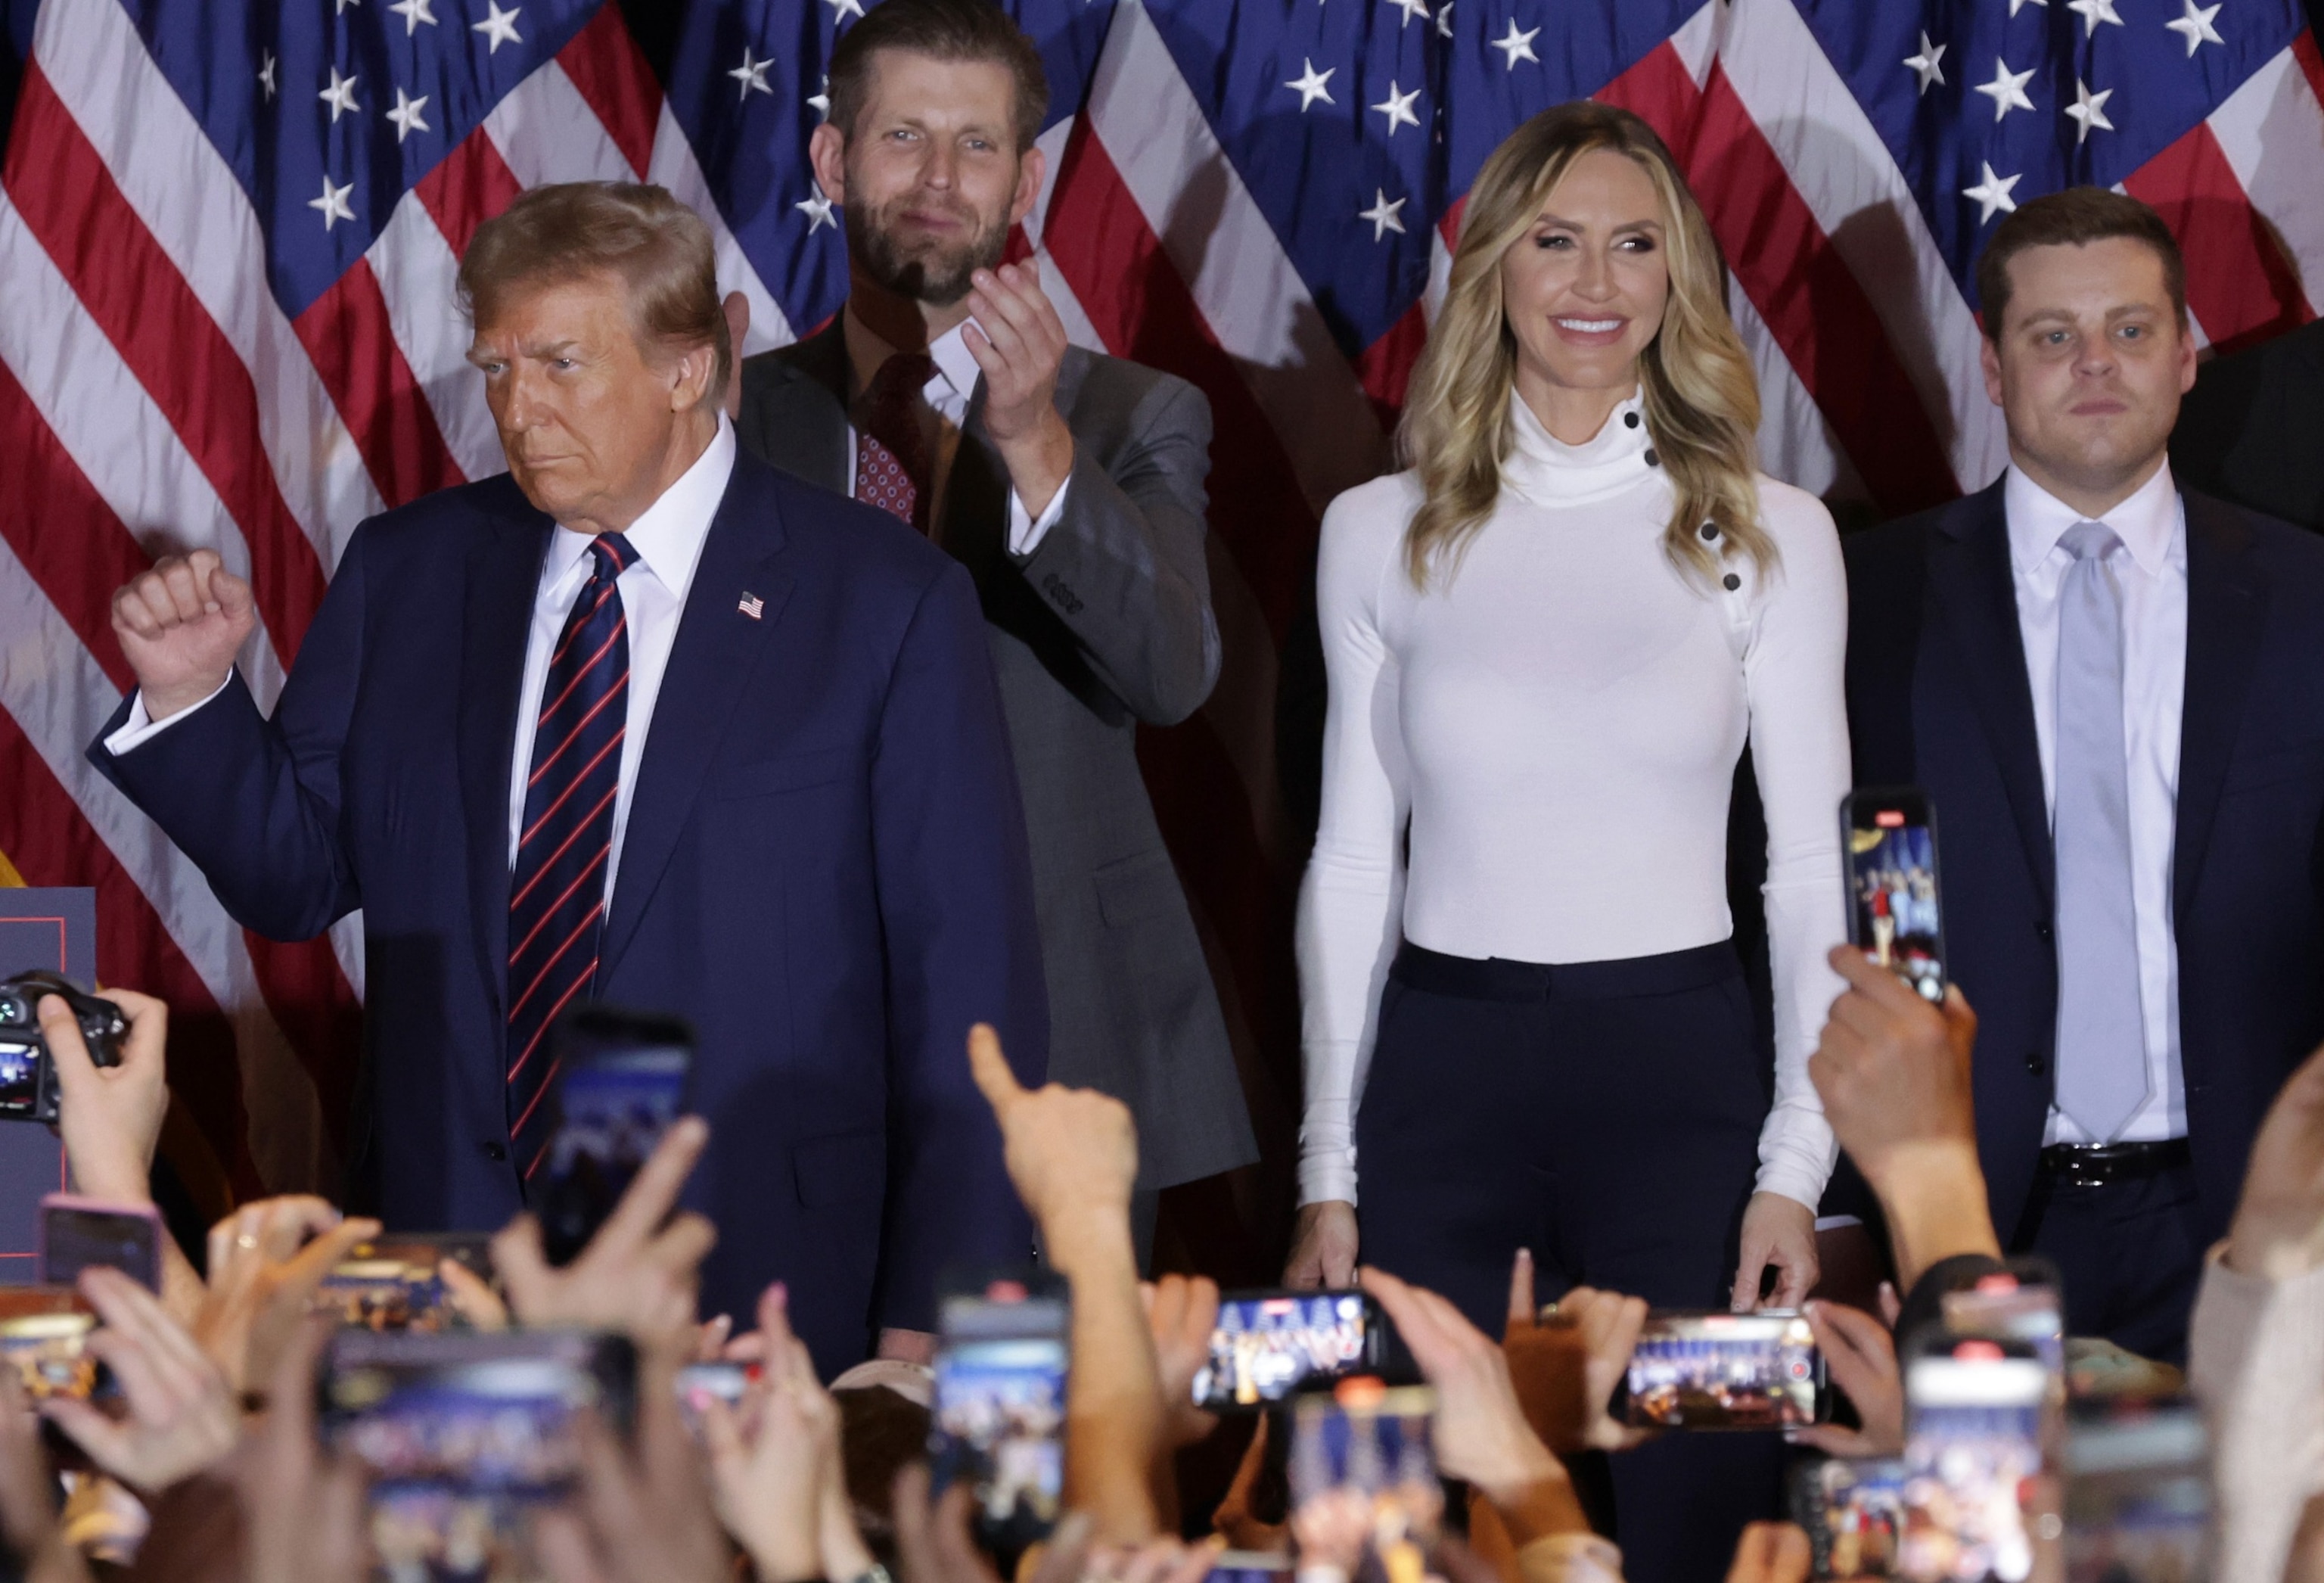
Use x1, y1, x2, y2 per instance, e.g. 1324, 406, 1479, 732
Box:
1979, 331, 2005, 409
809, 122, 848, 208
1008, 144, 1045, 229
668, 340, 716, 415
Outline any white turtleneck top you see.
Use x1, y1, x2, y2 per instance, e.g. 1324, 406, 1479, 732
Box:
1297, 390, 1850, 1213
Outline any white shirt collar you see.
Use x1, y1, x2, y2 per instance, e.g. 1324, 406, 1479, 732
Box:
2004, 456, 2179, 580
543, 413, 736, 596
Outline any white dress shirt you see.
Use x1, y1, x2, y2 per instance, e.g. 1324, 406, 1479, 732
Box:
840, 311, 1069, 554
2004, 462, 2189, 1145
1297, 390, 1852, 1210
108, 416, 739, 920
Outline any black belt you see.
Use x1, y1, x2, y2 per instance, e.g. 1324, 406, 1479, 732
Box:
2037, 1138, 2189, 1190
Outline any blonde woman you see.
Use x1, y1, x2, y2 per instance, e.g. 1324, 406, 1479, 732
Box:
1286, 104, 1848, 1577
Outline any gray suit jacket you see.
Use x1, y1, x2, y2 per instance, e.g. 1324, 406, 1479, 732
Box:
737, 324, 1257, 1190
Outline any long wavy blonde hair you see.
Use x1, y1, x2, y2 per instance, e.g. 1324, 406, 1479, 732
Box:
1398, 102, 1773, 589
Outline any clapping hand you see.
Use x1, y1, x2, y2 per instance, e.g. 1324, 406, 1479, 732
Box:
962, 263, 1073, 518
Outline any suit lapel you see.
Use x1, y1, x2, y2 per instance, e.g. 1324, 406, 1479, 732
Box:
597, 456, 797, 978
1927, 481, 2056, 903
458, 502, 554, 1019
2173, 492, 2268, 919
754, 323, 852, 495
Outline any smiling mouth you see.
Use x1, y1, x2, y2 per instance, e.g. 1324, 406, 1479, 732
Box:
1555, 317, 1624, 332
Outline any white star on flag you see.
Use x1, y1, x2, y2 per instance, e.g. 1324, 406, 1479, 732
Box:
1372, 80, 1421, 136
387, 0, 437, 33
318, 66, 360, 123
1903, 32, 1946, 95
797, 191, 836, 232
336, 0, 359, 13
2009, 0, 2046, 13
386, 86, 430, 142
1491, 19, 1541, 70
1384, 0, 1430, 27
1359, 188, 1406, 241
258, 51, 277, 101
1974, 57, 2037, 123
2065, 0, 2124, 34
1437, 2, 1453, 39
827, 0, 865, 18
730, 47, 774, 101
1283, 58, 1335, 112
309, 175, 356, 231
1963, 161, 2021, 225
472, 2, 522, 54
2065, 79, 2114, 144
2165, 0, 2225, 55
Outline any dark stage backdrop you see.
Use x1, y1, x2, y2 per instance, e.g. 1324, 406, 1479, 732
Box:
0, 0, 2321, 1292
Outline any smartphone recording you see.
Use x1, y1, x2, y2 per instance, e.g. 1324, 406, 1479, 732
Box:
1193, 1290, 1389, 1411
1842, 787, 1947, 1004
1900, 1337, 2049, 1582
1611, 1311, 1826, 1430
314, 1235, 495, 1333
1794, 1457, 1907, 1580
39, 1195, 162, 1291
1288, 1381, 1442, 1583
931, 1279, 1069, 1553
2062, 1396, 2207, 1583
536, 1008, 693, 1267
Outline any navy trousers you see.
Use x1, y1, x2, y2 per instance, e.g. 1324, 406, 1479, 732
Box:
2017, 1158, 2207, 1367
1355, 940, 1784, 1583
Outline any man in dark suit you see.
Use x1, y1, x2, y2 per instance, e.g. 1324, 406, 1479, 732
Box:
87, 181, 1045, 1374
1845, 188, 2324, 1362
733, 0, 1255, 1248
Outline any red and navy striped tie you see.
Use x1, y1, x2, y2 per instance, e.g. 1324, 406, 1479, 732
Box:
506, 531, 637, 1176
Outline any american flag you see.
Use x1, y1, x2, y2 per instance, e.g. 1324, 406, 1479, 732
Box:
0, 0, 2319, 1227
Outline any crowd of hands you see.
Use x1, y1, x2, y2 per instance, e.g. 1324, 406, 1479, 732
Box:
14, 931, 2324, 1583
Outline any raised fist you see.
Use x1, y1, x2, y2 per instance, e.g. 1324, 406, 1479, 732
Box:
110, 550, 256, 721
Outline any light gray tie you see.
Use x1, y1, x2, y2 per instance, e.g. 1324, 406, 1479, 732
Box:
2052, 521, 2149, 1142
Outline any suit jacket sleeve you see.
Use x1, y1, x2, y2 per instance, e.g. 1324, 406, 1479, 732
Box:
84, 530, 371, 942
868, 558, 1047, 1332
1008, 375, 1223, 726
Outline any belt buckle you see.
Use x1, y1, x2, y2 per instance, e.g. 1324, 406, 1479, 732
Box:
2051, 1146, 2114, 1190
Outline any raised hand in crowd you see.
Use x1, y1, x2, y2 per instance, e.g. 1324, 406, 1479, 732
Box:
194, 1195, 379, 1395
703, 1281, 878, 1583
108, 549, 257, 722
42, 1267, 236, 1495
1359, 1266, 1589, 1547
493, 1115, 718, 1358
530, 1379, 731, 1583
38, 985, 204, 1319
237, 1318, 368, 1583
1810, 945, 1999, 1289
1283, 1200, 1358, 1290
1499, 1249, 1650, 1455
0, 1364, 88, 1583
1792, 1299, 1903, 1458
1723, 1523, 1811, 1583
966, 1022, 1160, 1543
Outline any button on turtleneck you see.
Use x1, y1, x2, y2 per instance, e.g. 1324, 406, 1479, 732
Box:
1502, 389, 1658, 508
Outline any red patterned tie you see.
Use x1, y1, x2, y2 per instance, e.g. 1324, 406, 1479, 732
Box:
853, 352, 936, 533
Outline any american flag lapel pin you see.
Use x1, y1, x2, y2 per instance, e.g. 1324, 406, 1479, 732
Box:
738, 592, 763, 620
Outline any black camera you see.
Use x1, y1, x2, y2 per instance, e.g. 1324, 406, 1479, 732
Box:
0, 973, 126, 1124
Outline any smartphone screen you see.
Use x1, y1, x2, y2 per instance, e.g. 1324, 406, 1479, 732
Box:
1843, 787, 1947, 1003
1901, 1342, 2049, 1582
1794, 1458, 1908, 1580
1614, 1311, 1825, 1430
0, 1036, 43, 1122
1288, 1381, 1442, 1581
315, 1237, 489, 1333
1194, 1291, 1378, 1410
535, 1009, 693, 1267
40, 1197, 161, 1291
1940, 1268, 2066, 1378
318, 1328, 638, 1499
931, 1283, 1069, 1553
2062, 1397, 2207, 1583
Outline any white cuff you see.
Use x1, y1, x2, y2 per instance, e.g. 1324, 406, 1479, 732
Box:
1007, 475, 1072, 557
1297, 1142, 1357, 1208
102, 676, 232, 756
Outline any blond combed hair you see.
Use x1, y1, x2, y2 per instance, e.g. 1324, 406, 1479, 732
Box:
1397, 102, 1773, 590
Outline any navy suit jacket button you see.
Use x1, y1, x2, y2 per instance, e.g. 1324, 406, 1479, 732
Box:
480, 1141, 508, 1162
2034, 921, 2054, 943
2025, 1052, 2049, 1077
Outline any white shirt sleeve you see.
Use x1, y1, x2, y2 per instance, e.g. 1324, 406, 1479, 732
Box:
1295, 482, 1415, 1207
1738, 484, 1853, 1210
101, 674, 235, 757
1006, 476, 1073, 557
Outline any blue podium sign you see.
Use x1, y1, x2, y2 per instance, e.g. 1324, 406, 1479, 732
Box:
0, 890, 91, 1283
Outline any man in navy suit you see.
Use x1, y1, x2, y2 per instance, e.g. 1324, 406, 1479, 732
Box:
1845, 188, 2324, 1362
87, 182, 1045, 1373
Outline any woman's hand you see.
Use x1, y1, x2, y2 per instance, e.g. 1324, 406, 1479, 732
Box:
1732, 1192, 1819, 1311
1285, 1202, 1359, 1289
